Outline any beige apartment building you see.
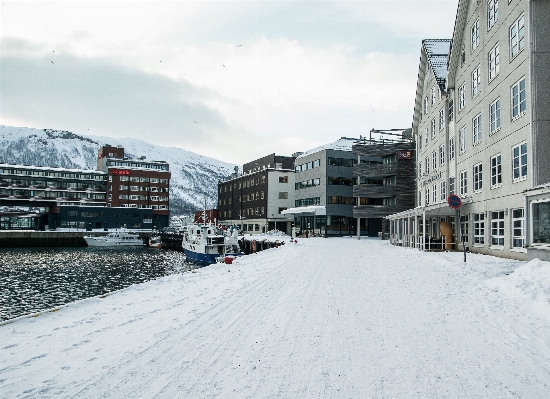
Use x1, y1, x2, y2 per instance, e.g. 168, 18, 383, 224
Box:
388, 0, 550, 261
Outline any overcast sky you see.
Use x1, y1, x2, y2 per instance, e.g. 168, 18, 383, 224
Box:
0, 1, 458, 164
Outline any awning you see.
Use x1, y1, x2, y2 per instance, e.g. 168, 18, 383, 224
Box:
281, 206, 326, 216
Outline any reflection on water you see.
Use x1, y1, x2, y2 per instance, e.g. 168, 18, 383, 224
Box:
0, 247, 190, 321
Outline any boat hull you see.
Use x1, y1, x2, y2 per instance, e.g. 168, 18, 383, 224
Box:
84, 236, 144, 247
183, 249, 218, 266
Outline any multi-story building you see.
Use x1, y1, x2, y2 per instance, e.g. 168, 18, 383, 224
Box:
0, 145, 172, 230
352, 130, 416, 237
217, 154, 295, 235
387, 0, 550, 260
99, 145, 171, 229
282, 138, 357, 236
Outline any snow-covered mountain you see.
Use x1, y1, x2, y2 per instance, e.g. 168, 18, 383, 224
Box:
0, 125, 236, 215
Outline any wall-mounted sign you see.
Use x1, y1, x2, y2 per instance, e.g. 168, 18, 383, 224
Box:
111, 169, 130, 175
397, 150, 412, 160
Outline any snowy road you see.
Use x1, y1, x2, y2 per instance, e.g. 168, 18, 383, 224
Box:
1, 238, 549, 398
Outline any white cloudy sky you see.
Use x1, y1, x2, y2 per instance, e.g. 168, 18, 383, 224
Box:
0, 1, 458, 164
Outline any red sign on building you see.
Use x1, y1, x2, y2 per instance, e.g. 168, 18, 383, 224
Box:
111, 169, 130, 175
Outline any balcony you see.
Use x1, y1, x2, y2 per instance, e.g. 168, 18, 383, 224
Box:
355, 163, 398, 177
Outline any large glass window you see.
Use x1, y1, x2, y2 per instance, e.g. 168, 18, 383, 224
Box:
491, 211, 505, 246
512, 208, 524, 248
512, 143, 527, 182
473, 213, 485, 244
532, 202, 550, 244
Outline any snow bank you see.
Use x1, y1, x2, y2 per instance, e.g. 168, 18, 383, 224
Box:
487, 258, 550, 319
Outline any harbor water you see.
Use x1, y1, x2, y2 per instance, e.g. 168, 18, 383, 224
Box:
0, 247, 190, 322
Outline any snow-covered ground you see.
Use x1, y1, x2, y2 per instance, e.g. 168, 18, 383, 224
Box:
1, 238, 549, 398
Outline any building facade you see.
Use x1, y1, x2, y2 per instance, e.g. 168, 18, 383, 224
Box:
352, 132, 416, 237
283, 138, 358, 236
388, 0, 550, 260
217, 154, 295, 234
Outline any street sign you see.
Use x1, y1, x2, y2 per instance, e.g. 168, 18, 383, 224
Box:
447, 194, 462, 209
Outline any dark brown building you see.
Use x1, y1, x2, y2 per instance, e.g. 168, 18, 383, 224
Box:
352, 134, 416, 237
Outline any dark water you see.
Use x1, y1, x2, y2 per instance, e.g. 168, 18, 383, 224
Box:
0, 247, 190, 322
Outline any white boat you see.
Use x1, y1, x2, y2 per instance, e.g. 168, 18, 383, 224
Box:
84, 232, 145, 247
148, 236, 162, 248
182, 224, 242, 266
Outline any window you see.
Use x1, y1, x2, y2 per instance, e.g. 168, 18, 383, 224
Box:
431, 118, 436, 138
440, 181, 446, 201
431, 86, 436, 106
432, 184, 437, 204
425, 157, 430, 174
461, 43, 466, 66
279, 176, 288, 183
473, 162, 483, 192
425, 187, 430, 205
278, 192, 288, 199
459, 170, 468, 195
473, 213, 485, 244
439, 144, 445, 166
418, 191, 422, 207
512, 208, 524, 248
432, 151, 437, 171
439, 108, 445, 131
510, 14, 525, 59
261, 191, 264, 199
424, 96, 429, 114
488, 0, 498, 29
448, 99, 454, 122
419, 134, 423, 150
425, 127, 429, 145
418, 162, 423, 178
491, 211, 505, 246
459, 83, 466, 110
449, 177, 455, 195
490, 98, 501, 134
511, 77, 526, 119
473, 114, 482, 144
472, 66, 481, 97
471, 18, 480, 51
532, 202, 550, 244
512, 142, 527, 182
459, 126, 466, 154
461, 214, 469, 240
488, 44, 500, 81
490, 154, 502, 188
449, 137, 455, 161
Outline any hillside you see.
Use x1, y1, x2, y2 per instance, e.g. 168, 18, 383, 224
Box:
0, 125, 236, 215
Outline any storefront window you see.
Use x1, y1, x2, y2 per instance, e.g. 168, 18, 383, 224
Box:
532, 201, 550, 244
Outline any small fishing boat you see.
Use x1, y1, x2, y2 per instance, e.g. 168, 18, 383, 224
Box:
182, 224, 242, 266
84, 231, 145, 247
148, 236, 162, 248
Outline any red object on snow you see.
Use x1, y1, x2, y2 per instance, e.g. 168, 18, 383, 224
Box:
224, 257, 234, 264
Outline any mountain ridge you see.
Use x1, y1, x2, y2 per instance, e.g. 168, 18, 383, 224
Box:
0, 125, 236, 215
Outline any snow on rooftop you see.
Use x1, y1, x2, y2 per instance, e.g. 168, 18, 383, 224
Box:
1, 239, 549, 398
423, 39, 451, 88
0, 163, 102, 174
296, 137, 357, 159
